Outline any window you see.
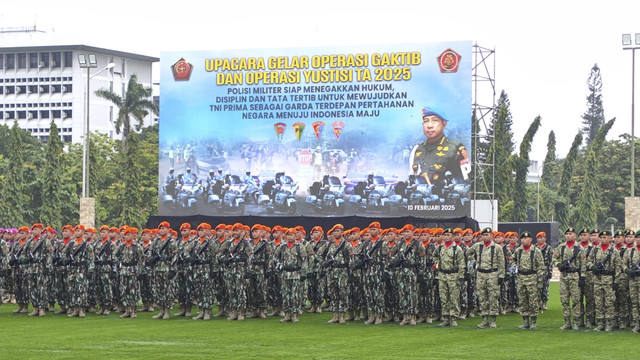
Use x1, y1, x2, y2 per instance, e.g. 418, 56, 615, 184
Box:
39, 85, 49, 94
62, 135, 72, 142
17, 111, 26, 119
0, 54, 3, 69
52, 52, 61, 68
51, 110, 61, 118
63, 52, 73, 68
40, 110, 49, 119
6, 54, 15, 69
29, 53, 38, 69
39, 53, 49, 68
18, 53, 27, 69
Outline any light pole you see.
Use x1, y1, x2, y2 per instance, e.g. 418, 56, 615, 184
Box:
78, 54, 114, 198
623, 33, 640, 197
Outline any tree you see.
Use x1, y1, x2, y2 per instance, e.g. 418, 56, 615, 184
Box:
39, 122, 66, 229
541, 131, 560, 190
95, 74, 158, 151
555, 132, 583, 228
487, 91, 515, 209
0, 122, 28, 226
509, 116, 542, 222
118, 132, 147, 228
581, 64, 605, 147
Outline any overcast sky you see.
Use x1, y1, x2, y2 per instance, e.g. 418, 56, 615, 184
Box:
2, 0, 640, 162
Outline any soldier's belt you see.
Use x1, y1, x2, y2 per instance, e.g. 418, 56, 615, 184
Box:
229, 258, 247, 263
71, 261, 88, 267
251, 261, 266, 266
332, 264, 348, 269
519, 269, 537, 275
564, 268, 580, 273
477, 268, 498, 273
283, 266, 302, 272
598, 270, 614, 276
121, 261, 137, 267
401, 263, 418, 269
440, 268, 459, 274
30, 258, 45, 264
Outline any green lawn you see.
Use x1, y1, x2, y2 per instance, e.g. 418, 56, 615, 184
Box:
0, 282, 636, 359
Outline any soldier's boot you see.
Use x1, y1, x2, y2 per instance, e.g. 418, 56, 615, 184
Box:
55, 306, 67, 315
280, 312, 291, 323
315, 305, 323, 313
468, 309, 475, 318
48, 304, 55, 312
399, 314, 409, 327
619, 317, 628, 330
309, 305, 317, 313
409, 314, 417, 326
585, 319, 593, 328
416, 313, 426, 324
594, 318, 605, 331
20, 304, 29, 313
374, 313, 383, 325
458, 310, 466, 320
450, 317, 458, 327
604, 318, 613, 332
437, 316, 450, 327
192, 308, 204, 320
148, 304, 155, 312
162, 307, 171, 320
571, 317, 580, 331
631, 320, 640, 333
477, 316, 489, 329
138, 302, 147, 312
103, 307, 111, 315
518, 316, 530, 330
78, 308, 86, 318
39, 307, 46, 317
227, 309, 238, 321
237, 309, 245, 321
489, 315, 498, 328
28, 306, 39, 316
364, 314, 376, 325
203, 309, 211, 321
393, 312, 401, 322
327, 312, 339, 324
292, 313, 299, 323
278, 309, 286, 317
383, 312, 393, 322
259, 308, 267, 319
266, 306, 278, 317
152, 308, 165, 319
213, 306, 226, 318
346, 310, 355, 321
354, 311, 360, 321
578, 316, 585, 327
541, 301, 548, 310
130, 308, 137, 319
185, 306, 193, 318
97, 307, 104, 315
68, 307, 79, 318
119, 307, 131, 319
339, 312, 346, 324
174, 306, 186, 317
12, 305, 21, 313
426, 313, 433, 324
529, 316, 538, 330
559, 317, 572, 330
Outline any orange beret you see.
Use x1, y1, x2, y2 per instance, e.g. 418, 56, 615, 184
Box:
350, 227, 361, 234
120, 225, 129, 233
453, 228, 463, 234
170, 229, 178, 236
190, 229, 197, 235
151, 229, 159, 234
158, 221, 171, 229
74, 224, 86, 232
86, 227, 97, 233
43, 226, 54, 233
272, 225, 284, 232
369, 221, 381, 229
494, 231, 504, 237
311, 226, 324, 234
463, 228, 473, 235
381, 229, 389, 235
215, 224, 227, 230
100, 225, 110, 231
62, 225, 74, 231
360, 228, 370, 236
536, 231, 546, 238
31, 223, 44, 229
285, 228, 297, 235
295, 226, 306, 234
197, 223, 211, 230
251, 224, 262, 231
225, 225, 233, 231
18, 226, 30, 233
333, 224, 344, 230
242, 225, 250, 231
180, 223, 191, 231
124, 227, 139, 235
263, 226, 270, 233
110, 227, 119, 232
142, 229, 151, 234
433, 228, 444, 235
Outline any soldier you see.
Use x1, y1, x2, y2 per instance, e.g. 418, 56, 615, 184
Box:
382, 228, 401, 322
434, 228, 466, 327
0, 229, 8, 311
66, 225, 95, 318
151, 221, 177, 320
115, 228, 143, 318
307, 225, 328, 314
580, 228, 599, 327
347, 227, 364, 321
189, 223, 216, 320
466, 227, 505, 329
11, 227, 31, 314
174, 223, 194, 317
274, 228, 308, 322
266, 225, 285, 317
395, 224, 425, 326
553, 227, 583, 330
247, 224, 271, 319
587, 230, 621, 331
504, 232, 520, 313
417, 228, 436, 323
623, 232, 640, 333
94, 225, 114, 315
53, 225, 74, 314
492, 231, 509, 314
43, 227, 58, 312
325, 224, 352, 324
613, 230, 632, 329
461, 228, 476, 318
223, 223, 252, 321
512, 231, 545, 330
535, 232, 553, 311
363, 223, 385, 325
138, 229, 155, 312
109, 227, 124, 312
211, 224, 228, 318
85, 227, 98, 313
23, 223, 53, 316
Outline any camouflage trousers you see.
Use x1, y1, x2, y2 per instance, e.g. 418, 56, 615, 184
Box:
438, 273, 460, 317
348, 270, 364, 312
506, 274, 519, 307
397, 268, 418, 314
14, 269, 29, 305
68, 267, 88, 307
138, 273, 154, 305
476, 272, 500, 316
95, 271, 113, 309
630, 278, 640, 321
594, 275, 615, 320
329, 268, 349, 313
192, 265, 214, 310
539, 270, 551, 302
516, 274, 539, 317
614, 278, 630, 320
432, 276, 441, 316
267, 270, 282, 308
28, 271, 50, 308
226, 265, 248, 310
119, 273, 139, 307
459, 276, 470, 311
4, 269, 14, 297
247, 271, 267, 309
581, 273, 596, 324
364, 268, 385, 314
212, 271, 227, 307
417, 274, 433, 314
53, 269, 69, 307
307, 272, 323, 306
559, 274, 582, 319
111, 271, 121, 306
174, 270, 193, 308
282, 278, 303, 313
152, 271, 174, 307
383, 270, 399, 313
87, 270, 97, 307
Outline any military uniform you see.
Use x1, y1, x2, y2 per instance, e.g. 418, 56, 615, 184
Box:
52, 232, 73, 314
151, 224, 177, 320
410, 136, 469, 186
394, 232, 425, 326
138, 235, 154, 312
433, 231, 466, 327
622, 239, 640, 332
382, 232, 400, 321
536, 235, 553, 310
325, 229, 352, 324
587, 231, 621, 332
0, 237, 9, 311
247, 235, 272, 318
222, 232, 252, 321
274, 235, 308, 322
417, 235, 436, 323
115, 232, 143, 318
174, 231, 194, 317
511, 233, 545, 330
188, 226, 216, 320
25, 232, 54, 316
307, 231, 329, 314
93, 237, 115, 314
66, 234, 95, 318
10, 235, 30, 313
554, 228, 584, 330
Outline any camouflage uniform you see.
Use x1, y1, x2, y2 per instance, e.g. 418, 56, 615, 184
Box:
417, 241, 436, 323
174, 237, 194, 317
247, 238, 272, 318
211, 236, 228, 317
537, 242, 554, 309
86, 241, 98, 312
266, 239, 284, 316
222, 237, 252, 320
554, 240, 583, 330
326, 238, 352, 324
116, 241, 143, 318
587, 242, 621, 331
66, 240, 95, 317
93, 239, 115, 314
466, 239, 505, 328
622, 245, 640, 332
580, 238, 597, 327
512, 243, 545, 329
382, 238, 400, 321
10, 239, 30, 313
110, 239, 123, 312
614, 244, 632, 329
434, 241, 465, 326
307, 237, 329, 313
25, 236, 54, 316
151, 235, 177, 319
348, 240, 365, 320
505, 243, 519, 312
394, 238, 425, 326
363, 238, 386, 324
274, 241, 308, 322
410, 135, 469, 186
187, 236, 216, 320
138, 240, 154, 311
52, 238, 71, 314
0, 239, 8, 310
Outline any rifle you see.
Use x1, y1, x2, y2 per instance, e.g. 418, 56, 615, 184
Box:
192, 239, 211, 265
364, 240, 382, 264
592, 249, 614, 280
152, 238, 171, 266
557, 246, 580, 276
68, 241, 87, 266
250, 240, 268, 266
227, 239, 246, 265
624, 257, 640, 281
29, 239, 45, 264
95, 242, 111, 266
10, 242, 27, 267
323, 240, 346, 269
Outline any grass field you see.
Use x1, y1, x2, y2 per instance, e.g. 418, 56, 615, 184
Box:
0, 282, 636, 360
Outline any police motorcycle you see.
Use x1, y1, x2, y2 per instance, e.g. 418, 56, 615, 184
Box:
242, 172, 261, 204
161, 173, 178, 209
258, 172, 298, 215
305, 175, 346, 214
349, 174, 392, 212
208, 173, 247, 214
174, 173, 204, 212
386, 175, 440, 211
432, 171, 470, 207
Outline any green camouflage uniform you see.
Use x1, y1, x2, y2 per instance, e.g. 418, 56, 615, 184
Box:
363, 238, 386, 322
327, 239, 352, 317
307, 238, 329, 310
348, 240, 365, 317
275, 242, 308, 318
622, 246, 640, 332
537, 242, 554, 306
174, 237, 194, 314
151, 236, 177, 309
511, 245, 545, 318
187, 237, 216, 315
66, 240, 95, 309
466, 241, 505, 324
410, 135, 469, 186
614, 245, 632, 328
554, 241, 583, 328
52, 238, 71, 312
434, 242, 465, 323
382, 240, 400, 318
116, 242, 143, 308
417, 241, 436, 321
10, 240, 30, 310
138, 241, 154, 309
25, 236, 54, 313
580, 240, 597, 326
586, 244, 621, 331
222, 238, 252, 318
93, 239, 115, 312
267, 240, 284, 312
247, 239, 272, 314
0, 240, 8, 309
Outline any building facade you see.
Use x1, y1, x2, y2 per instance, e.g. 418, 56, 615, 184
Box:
0, 43, 158, 143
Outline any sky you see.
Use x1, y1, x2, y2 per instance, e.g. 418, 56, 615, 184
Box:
2, 0, 640, 163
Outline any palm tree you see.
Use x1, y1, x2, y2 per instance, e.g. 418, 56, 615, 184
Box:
95, 74, 158, 151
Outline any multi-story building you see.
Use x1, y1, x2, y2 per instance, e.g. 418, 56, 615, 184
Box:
0, 33, 158, 143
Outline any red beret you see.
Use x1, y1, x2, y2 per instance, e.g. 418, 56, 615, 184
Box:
31, 223, 44, 229
180, 223, 191, 231
158, 221, 171, 229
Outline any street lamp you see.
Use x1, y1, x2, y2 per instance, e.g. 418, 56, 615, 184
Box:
78, 54, 114, 198
623, 33, 640, 197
